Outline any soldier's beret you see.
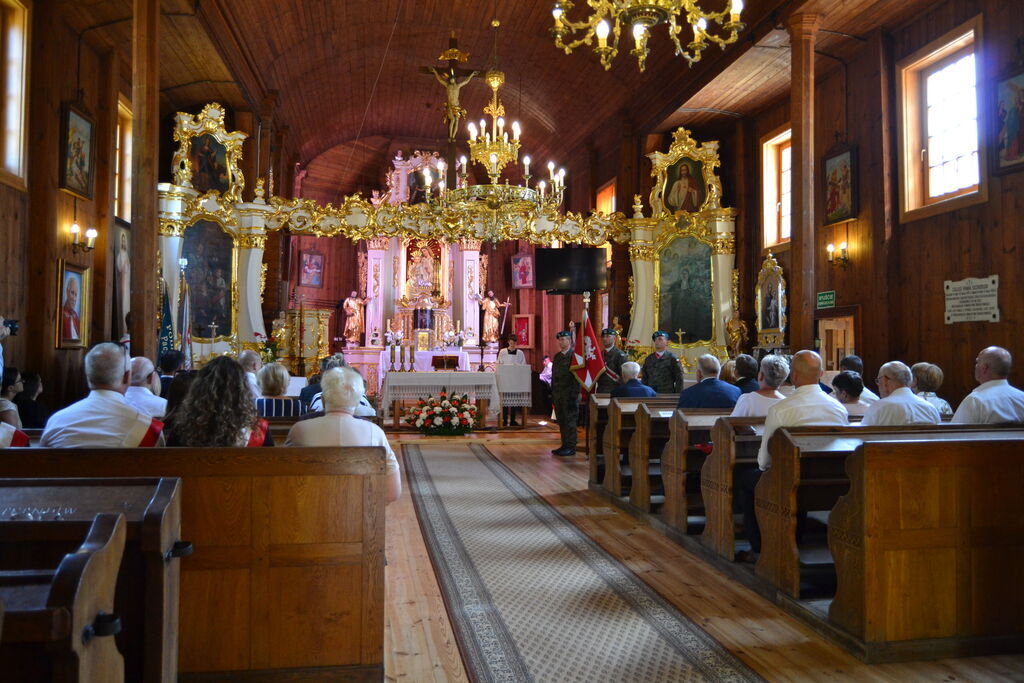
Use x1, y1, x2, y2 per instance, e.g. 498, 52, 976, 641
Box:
600, 328, 618, 336
556, 330, 572, 339
652, 330, 669, 340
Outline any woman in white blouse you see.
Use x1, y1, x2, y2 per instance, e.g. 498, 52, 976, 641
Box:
730, 354, 790, 417
285, 366, 401, 502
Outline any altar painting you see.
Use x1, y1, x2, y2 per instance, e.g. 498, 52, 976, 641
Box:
405, 239, 442, 295
190, 134, 231, 194
657, 236, 713, 344
662, 158, 706, 214
182, 220, 235, 339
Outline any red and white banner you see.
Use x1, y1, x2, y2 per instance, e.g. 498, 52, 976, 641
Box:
571, 309, 605, 393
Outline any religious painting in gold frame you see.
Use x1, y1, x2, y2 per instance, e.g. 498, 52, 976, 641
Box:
181, 218, 238, 344
648, 127, 724, 218
654, 234, 716, 348
755, 252, 787, 347
171, 103, 248, 203
55, 260, 91, 349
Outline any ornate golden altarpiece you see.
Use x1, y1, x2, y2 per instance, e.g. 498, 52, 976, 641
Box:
156, 104, 736, 374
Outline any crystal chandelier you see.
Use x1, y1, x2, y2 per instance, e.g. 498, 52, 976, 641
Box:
423, 21, 566, 240
550, 0, 745, 71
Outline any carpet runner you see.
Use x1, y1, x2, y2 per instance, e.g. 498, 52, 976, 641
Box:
404, 443, 763, 682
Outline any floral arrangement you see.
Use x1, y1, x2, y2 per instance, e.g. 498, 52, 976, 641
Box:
441, 329, 465, 347
253, 330, 281, 364
384, 328, 404, 346
623, 338, 649, 364
405, 388, 477, 436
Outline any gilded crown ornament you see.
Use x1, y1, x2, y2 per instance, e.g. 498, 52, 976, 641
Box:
550, 0, 745, 71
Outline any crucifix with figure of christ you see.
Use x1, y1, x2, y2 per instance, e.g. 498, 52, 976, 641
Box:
420, 31, 482, 187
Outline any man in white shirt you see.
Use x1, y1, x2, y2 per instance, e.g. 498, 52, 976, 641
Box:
951, 346, 1024, 424
124, 356, 168, 418
840, 355, 879, 404
239, 350, 263, 400
41, 343, 163, 448
735, 350, 847, 562
860, 361, 940, 426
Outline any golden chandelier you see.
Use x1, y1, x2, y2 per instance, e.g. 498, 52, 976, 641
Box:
550, 0, 745, 71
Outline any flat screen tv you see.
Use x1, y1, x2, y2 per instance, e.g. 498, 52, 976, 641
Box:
534, 247, 608, 294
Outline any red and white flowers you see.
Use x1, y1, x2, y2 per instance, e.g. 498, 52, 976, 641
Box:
404, 388, 478, 436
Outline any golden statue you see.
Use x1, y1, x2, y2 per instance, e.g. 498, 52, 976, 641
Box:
479, 289, 510, 344
725, 309, 749, 358
612, 315, 624, 347
343, 291, 370, 344
428, 67, 479, 141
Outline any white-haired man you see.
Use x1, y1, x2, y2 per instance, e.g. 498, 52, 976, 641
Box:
860, 360, 939, 427
41, 342, 163, 447
677, 354, 741, 410
952, 346, 1024, 423
735, 350, 847, 563
124, 356, 168, 418
610, 361, 656, 398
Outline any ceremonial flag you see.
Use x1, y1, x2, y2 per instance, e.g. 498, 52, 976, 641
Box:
158, 279, 175, 359
571, 308, 605, 392
179, 280, 194, 370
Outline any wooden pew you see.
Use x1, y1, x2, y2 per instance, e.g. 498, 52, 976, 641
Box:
600, 396, 678, 497
659, 409, 732, 533
829, 438, 1024, 661
0, 447, 386, 681
585, 393, 611, 480
756, 425, 1024, 599
0, 513, 126, 682
700, 416, 765, 558
626, 403, 676, 512
0, 477, 184, 683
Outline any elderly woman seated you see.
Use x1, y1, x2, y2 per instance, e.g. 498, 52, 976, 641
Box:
911, 362, 954, 417
286, 367, 401, 502
730, 354, 789, 417
832, 370, 870, 417
256, 362, 305, 417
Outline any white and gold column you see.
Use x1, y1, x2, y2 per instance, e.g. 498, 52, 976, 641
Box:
456, 239, 482, 346
364, 237, 390, 345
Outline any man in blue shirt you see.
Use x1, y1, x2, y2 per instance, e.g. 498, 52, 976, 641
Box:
610, 362, 656, 398
677, 354, 741, 410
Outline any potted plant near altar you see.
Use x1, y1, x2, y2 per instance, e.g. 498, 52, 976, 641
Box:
441, 329, 465, 349
405, 388, 477, 435
253, 330, 281, 364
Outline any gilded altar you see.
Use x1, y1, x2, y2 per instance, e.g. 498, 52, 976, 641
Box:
279, 308, 332, 376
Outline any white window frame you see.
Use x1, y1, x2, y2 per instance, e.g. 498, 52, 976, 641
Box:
761, 125, 792, 249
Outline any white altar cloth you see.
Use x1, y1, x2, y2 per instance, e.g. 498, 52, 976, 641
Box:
378, 349, 471, 373
496, 364, 533, 408
381, 371, 500, 417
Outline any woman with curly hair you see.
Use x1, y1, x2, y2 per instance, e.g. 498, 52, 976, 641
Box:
166, 356, 272, 447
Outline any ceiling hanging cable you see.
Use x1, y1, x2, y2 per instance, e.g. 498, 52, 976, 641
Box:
344, 0, 406, 193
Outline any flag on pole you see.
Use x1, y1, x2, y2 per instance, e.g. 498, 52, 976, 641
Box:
179, 280, 194, 370
571, 308, 605, 392
158, 279, 175, 360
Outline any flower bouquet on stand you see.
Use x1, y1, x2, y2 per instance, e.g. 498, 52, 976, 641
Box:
253, 330, 281, 364
405, 388, 477, 436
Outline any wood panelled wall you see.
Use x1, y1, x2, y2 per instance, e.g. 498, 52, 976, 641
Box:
285, 235, 359, 346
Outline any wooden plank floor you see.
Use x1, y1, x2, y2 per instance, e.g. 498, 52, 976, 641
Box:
384, 434, 1024, 681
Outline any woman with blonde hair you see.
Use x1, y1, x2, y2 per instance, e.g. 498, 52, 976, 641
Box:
256, 362, 305, 417
911, 362, 954, 417
286, 366, 401, 502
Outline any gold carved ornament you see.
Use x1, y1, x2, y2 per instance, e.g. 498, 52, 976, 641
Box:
358, 251, 368, 298
259, 263, 267, 297
755, 252, 787, 348
171, 103, 248, 205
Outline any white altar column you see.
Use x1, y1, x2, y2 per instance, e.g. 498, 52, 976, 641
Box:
364, 237, 390, 346
710, 215, 737, 350
456, 239, 482, 345
156, 182, 198, 336
626, 222, 657, 343
235, 202, 274, 346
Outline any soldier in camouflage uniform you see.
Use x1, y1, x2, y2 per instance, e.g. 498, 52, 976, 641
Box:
595, 328, 627, 395
641, 330, 683, 394
551, 330, 579, 456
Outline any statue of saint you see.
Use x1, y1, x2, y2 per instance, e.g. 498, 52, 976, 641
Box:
479, 289, 510, 344
725, 309, 749, 358
343, 291, 370, 344
429, 67, 479, 141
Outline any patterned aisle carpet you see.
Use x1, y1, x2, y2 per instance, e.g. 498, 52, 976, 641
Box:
404, 443, 764, 682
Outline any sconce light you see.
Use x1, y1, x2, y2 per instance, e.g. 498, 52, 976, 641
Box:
826, 241, 849, 268
70, 221, 98, 254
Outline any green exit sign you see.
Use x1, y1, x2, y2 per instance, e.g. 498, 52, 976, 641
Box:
817, 290, 836, 309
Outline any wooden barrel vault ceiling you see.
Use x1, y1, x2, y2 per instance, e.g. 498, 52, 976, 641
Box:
62, 0, 937, 203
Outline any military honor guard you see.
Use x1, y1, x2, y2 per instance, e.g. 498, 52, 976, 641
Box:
550, 330, 578, 456
641, 331, 683, 394
595, 327, 627, 394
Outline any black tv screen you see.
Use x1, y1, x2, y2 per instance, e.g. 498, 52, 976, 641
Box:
534, 247, 608, 293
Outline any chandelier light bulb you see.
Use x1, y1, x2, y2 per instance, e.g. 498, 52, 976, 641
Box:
423, 169, 432, 187
460, 155, 467, 170
468, 121, 478, 141
547, 160, 555, 175
552, 7, 563, 21
731, 0, 744, 18
596, 19, 610, 45
512, 120, 521, 141
438, 158, 447, 172
632, 23, 646, 48
694, 17, 708, 37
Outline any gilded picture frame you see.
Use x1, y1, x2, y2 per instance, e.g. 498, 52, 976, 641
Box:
755, 252, 787, 347
181, 218, 238, 344
56, 260, 91, 349
171, 103, 248, 203
648, 127, 723, 219
654, 235, 716, 347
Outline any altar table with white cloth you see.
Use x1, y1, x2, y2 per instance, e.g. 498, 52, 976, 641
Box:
378, 349, 472, 374
496, 364, 532, 408
381, 371, 500, 427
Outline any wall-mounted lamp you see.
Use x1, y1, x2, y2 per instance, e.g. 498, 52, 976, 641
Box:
69, 221, 98, 254
826, 241, 849, 268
